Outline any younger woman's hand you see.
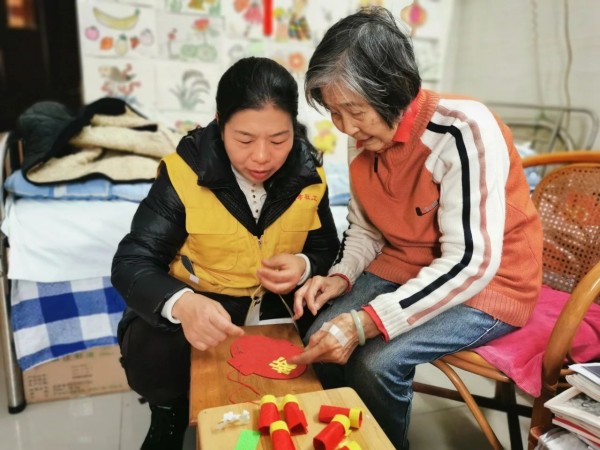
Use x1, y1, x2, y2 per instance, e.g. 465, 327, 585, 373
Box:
173, 292, 244, 351
257, 253, 306, 294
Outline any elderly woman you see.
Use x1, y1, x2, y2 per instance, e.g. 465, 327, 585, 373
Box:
290, 7, 543, 449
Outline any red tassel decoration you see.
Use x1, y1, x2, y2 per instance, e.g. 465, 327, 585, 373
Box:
263, 0, 273, 36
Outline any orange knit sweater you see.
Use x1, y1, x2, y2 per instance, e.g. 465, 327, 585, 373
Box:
329, 90, 543, 340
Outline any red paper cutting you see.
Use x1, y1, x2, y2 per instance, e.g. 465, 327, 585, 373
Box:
228, 335, 307, 379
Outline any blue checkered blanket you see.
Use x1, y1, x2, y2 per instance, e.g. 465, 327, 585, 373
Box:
11, 277, 126, 370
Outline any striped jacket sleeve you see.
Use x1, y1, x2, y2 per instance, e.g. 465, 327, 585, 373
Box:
370, 100, 511, 340
327, 139, 385, 284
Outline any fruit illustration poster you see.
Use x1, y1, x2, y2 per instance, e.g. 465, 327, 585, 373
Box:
118, 0, 157, 8
81, 57, 156, 108
79, 1, 158, 58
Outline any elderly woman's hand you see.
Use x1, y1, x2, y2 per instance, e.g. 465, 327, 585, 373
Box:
289, 310, 378, 365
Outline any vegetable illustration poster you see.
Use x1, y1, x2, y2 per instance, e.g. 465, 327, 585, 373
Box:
156, 12, 224, 62
223, 39, 266, 67
154, 60, 219, 113
163, 0, 221, 16
158, 110, 213, 135
79, 1, 158, 58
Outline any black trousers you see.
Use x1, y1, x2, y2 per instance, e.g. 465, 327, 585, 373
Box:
118, 292, 315, 405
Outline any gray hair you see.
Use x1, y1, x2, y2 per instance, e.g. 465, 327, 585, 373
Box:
305, 6, 421, 127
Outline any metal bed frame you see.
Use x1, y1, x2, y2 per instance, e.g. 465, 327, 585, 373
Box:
0, 103, 598, 414
0, 131, 25, 413
487, 102, 599, 154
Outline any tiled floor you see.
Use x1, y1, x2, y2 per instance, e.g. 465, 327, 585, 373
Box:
0, 345, 532, 449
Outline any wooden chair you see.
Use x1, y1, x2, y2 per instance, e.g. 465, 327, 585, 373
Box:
413, 151, 600, 450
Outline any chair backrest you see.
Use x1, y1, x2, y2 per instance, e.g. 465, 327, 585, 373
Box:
531, 162, 600, 301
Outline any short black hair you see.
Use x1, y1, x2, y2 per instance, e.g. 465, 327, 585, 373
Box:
216, 57, 299, 129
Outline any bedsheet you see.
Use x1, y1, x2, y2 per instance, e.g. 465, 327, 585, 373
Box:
5, 169, 151, 202
323, 161, 350, 206
1, 196, 138, 282
11, 276, 125, 370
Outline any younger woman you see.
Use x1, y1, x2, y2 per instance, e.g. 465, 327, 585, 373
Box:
112, 57, 340, 450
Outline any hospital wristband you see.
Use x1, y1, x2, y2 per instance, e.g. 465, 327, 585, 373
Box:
350, 309, 366, 346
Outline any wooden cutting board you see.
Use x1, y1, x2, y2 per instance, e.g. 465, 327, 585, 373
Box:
197, 387, 395, 450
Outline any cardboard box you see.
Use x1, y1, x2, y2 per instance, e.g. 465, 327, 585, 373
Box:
23, 345, 130, 404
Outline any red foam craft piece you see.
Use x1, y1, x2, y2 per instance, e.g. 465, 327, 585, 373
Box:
283, 394, 308, 434
270, 420, 296, 450
258, 394, 279, 435
313, 414, 350, 450
228, 335, 307, 379
318, 404, 363, 428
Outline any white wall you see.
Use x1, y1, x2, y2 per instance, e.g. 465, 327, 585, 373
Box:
441, 0, 600, 149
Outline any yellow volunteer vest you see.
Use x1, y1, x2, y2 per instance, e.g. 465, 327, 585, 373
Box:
163, 153, 326, 297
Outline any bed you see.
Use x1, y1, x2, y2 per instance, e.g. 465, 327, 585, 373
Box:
0, 98, 181, 412
486, 102, 598, 153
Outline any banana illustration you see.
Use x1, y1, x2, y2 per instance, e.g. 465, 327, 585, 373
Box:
93, 7, 140, 31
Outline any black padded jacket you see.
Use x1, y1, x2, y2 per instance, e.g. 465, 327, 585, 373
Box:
111, 120, 340, 333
